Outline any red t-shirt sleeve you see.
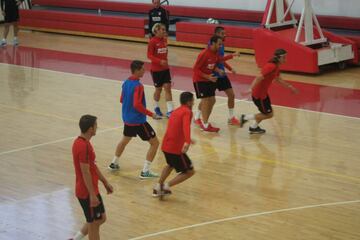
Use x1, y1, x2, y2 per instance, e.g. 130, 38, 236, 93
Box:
78, 143, 89, 164
224, 62, 233, 71
147, 40, 162, 64
133, 85, 154, 117
194, 51, 208, 77
261, 63, 276, 77
182, 111, 192, 144
222, 54, 234, 62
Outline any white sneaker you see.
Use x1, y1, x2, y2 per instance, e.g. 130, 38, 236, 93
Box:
13, 38, 19, 46
1, 39, 6, 47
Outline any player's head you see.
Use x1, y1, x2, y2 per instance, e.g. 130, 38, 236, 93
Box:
209, 35, 222, 51
214, 26, 226, 40
152, 23, 166, 37
271, 48, 287, 64
130, 60, 145, 78
180, 91, 194, 109
79, 115, 97, 136
152, 0, 160, 8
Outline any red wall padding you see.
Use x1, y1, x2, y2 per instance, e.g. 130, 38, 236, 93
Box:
254, 28, 319, 73
20, 9, 146, 37
21, 9, 146, 28
32, 0, 360, 30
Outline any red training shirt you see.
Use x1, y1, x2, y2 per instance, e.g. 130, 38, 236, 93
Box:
252, 62, 280, 99
72, 136, 99, 199
147, 36, 169, 72
193, 48, 233, 82
162, 105, 192, 154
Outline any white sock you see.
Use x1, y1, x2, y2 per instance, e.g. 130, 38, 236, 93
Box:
1, 38, 5, 42
154, 101, 159, 108
143, 160, 152, 172
73, 231, 85, 240
228, 108, 234, 118
244, 114, 255, 120
164, 182, 170, 190
202, 120, 209, 128
14, 37, 18, 40
195, 110, 201, 120
251, 121, 258, 129
111, 156, 119, 164
166, 101, 174, 112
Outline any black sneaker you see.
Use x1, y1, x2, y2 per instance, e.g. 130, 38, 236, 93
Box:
249, 126, 266, 134
239, 114, 248, 128
108, 163, 120, 171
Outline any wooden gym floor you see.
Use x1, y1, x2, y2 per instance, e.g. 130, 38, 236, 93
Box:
0, 29, 359, 239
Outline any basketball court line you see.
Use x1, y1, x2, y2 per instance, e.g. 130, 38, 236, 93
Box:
1, 63, 359, 120
128, 199, 360, 240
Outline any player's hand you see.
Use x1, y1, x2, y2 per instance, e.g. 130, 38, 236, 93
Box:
181, 143, 190, 153
152, 114, 162, 120
217, 69, 225, 76
208, 74, 217, 82
104, 182, 114, 194
190, 139, 196, 145
241, 88, 252, 96
160, 60, 168, 66
232, 52, 241, 57
231, 69, 237, 74
90, 194, 100, 207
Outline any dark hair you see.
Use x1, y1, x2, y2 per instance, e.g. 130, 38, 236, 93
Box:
130, 60, 144, 74
79, 115, 97, 133
180, 91, 194, 105
214, 26, 224, 34
270, 48, 287, 64
209, 35, 222, 45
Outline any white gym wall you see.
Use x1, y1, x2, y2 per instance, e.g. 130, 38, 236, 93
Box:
118, 0, 360, 18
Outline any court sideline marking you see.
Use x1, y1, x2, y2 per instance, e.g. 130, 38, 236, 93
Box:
128, 199, 360, 240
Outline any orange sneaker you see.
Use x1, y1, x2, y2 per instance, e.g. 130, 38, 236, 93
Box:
201, 123, 220, 132
228, 116, 240, 125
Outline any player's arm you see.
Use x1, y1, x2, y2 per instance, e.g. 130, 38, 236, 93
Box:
181, 111, 192, 153
133, 85, 161, 119
79, 148, 100, 207
242, 75, 264, 95
120, 92, 123, 103
96, 166, 113, 194
275, 76, 298, 94
194, 53, 217, 82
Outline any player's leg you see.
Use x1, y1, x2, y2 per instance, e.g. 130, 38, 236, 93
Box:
200, 96, 219, 132
139, 123, 159, 178
1, 23, 10, 46
13, 22, 19, 45
163, 82, 174, 117
224, 88, 240, 125
109, 128, 133, 170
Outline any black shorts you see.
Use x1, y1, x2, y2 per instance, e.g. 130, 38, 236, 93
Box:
123, 122, 156, 141
252, 95, 273, 114
3, 1, 20, 23
163, 152, 193, 173
151, 69, 171, 87
78, 194, 105, 223
193, 81, 217, 99
216, 75, 232, 91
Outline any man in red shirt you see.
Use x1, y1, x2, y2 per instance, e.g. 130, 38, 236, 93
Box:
240, 49, 298, 134
147, 23, 174, 118
71, 115, 113, 240
193, 35, 234, 132
153, 92, 195, 197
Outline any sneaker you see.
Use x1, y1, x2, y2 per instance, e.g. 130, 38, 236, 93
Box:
108, 163, 120, 171
201, 123, 220, 133
194, 118, 202, 127
249, 126, 266, 134
228, 116, 240, 125
152, 184, 172, 197
1, 39, 6, 47
140, 170, 159, 179
13, 38, 19, 46
166, 111, 172, 118
239, 114, 248, 128
154, 107, 163, 117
